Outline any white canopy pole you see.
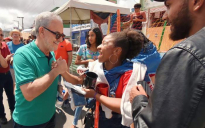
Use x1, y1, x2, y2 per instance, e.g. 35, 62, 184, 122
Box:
70, 7, 72, 44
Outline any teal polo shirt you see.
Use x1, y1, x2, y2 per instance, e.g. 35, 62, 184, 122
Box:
13, 40, 58, 126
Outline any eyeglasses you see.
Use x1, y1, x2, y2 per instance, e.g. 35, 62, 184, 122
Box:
43, 27, 65, 40
0, 34, 4, 37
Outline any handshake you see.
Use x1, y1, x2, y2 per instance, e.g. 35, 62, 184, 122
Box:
52, 56, 68, 75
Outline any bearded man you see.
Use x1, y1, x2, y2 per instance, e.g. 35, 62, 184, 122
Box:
129, 0, 205, 128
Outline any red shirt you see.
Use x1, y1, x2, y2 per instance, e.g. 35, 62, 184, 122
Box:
115, 70, 132, 98
0, 42, 11, 73
54, 39, 72, 64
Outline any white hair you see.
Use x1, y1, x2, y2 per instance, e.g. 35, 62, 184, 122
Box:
35, 12, 62, 36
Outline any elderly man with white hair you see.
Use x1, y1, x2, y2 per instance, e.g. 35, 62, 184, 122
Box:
7, 29, 24, 87
12, 12, 82, 128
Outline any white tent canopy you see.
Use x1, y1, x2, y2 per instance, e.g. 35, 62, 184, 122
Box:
55, 0, 130, 24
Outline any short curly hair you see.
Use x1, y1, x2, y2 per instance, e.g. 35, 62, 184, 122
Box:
134, 3, 141, 8
109, 29, 144, 61
135, 30, 152, 50
86, 27, 103, 48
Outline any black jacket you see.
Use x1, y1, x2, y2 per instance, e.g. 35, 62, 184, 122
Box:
132, 27, 205, 128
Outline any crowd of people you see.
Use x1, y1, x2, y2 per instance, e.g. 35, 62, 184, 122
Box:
0, 0, 205, 128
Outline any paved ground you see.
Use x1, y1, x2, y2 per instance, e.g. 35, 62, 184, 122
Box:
1, 91, 86, 128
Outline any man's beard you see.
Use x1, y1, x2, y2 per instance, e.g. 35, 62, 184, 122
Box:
44, 39, 54, 52
169, 2, 193, 41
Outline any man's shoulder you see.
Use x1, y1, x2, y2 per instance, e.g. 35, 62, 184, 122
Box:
65, 39, 71, 43
1, 41, 7, 46
15, 44, 31, 55
171, 27, 205, 66
65, 39, 72, 46
6, 41, 12, 45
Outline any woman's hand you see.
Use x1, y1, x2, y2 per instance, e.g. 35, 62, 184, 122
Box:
10, 57, 13, 65
6, 53, 14, 62
83, 88, 96, 98
51, 61, 57, 69
87, 59, 94, 62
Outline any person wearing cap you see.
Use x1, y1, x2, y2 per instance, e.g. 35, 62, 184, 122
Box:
0, 28, 15, 125
7, 29, 24, 87
3, 37, 12, 43
130, 0, 205, 128
123, 3, 146, 31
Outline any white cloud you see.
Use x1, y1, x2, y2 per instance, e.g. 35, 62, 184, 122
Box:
0, 0, 135, 31
0, 0, 68, 31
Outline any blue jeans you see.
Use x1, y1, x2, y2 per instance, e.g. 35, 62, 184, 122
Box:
0, 71, 15, 118
99, 110, 130, 128
72, 98, 95, 126
13, 114, 55, 128
73, 106, 83, 126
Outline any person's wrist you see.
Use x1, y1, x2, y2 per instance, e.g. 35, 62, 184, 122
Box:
93, 91, 97, 99
52, 68, 61, 76
60, 70, 67, 75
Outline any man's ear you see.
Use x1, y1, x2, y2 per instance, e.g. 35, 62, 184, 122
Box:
162, 10, 168, 20
38, 27, 44, 37
192, 0, 204, 11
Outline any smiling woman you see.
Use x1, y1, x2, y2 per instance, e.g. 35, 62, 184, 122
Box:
83, 29, 146, 128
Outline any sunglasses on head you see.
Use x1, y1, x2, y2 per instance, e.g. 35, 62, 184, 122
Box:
43, 27, 65, 40
0, 34, 4, 37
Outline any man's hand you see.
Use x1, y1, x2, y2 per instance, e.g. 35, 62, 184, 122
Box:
130, 85, 147, 103
6, 53, 14, 62
54, 57, 68, 74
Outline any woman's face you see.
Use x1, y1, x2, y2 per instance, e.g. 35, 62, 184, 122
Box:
134, 8, 140, 13
88, 30, 96, 45
97, 35, 116, 63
